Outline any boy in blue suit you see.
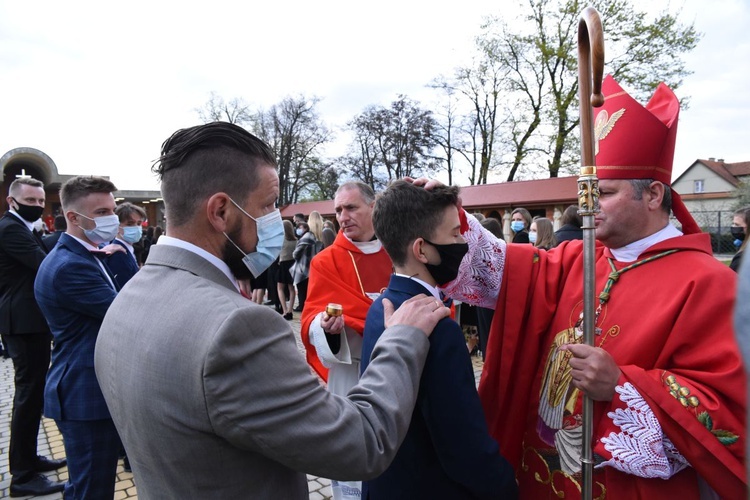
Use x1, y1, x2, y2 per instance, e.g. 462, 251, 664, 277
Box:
361, 180, 517, 499
102, 202, 146, 290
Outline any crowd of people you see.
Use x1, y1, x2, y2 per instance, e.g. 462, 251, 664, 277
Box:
0, 73, 747, 500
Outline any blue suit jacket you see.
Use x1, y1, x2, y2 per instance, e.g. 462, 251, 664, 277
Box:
361, 275, 517, 499
34, 233, 118, 421
103, 239, 140, 289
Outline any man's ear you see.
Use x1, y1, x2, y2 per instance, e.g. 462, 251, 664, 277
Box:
206, 193, 232, 233
646, 181, 666, 211
64, 210, 78, 226
412, 238, 429, 264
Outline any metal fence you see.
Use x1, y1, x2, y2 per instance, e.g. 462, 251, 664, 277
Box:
685, 210, 739, 255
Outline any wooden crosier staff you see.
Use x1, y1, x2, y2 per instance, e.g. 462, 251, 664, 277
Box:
577, 6, 604, 500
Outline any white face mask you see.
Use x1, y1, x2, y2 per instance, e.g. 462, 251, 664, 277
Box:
529, 231, 538, 244
76, 213, 120, 245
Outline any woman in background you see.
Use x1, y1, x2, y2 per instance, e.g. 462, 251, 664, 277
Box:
510, 208, 532, 243
529, 216, 557, 250
277, 220, 298, 319
730, 206, 750, 272
554, 205, 583, 243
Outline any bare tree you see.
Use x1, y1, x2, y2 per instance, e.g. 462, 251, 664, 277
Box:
195, 92, 252, 125
346, 96, 438, 187
251, 95, 332, 205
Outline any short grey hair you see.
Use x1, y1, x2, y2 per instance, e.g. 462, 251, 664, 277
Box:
336, 181, 375, 205
629, 179, 671, 213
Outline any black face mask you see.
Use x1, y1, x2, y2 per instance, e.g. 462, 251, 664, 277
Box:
11, 197, 44, 223
731, 226, 746, 242
423, 239, 469, 287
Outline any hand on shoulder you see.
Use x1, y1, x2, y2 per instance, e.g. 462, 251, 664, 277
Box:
383, 294, 450, 337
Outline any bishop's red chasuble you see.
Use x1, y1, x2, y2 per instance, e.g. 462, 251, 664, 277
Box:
479, 234, 746, 499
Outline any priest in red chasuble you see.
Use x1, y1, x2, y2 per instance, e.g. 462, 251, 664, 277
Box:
442, 75, 746, 499
300, 181, 392, 498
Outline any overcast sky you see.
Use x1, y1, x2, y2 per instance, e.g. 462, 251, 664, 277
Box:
1, 0, 748, 192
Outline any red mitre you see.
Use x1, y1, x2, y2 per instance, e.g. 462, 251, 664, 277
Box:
594, 75, 700, 234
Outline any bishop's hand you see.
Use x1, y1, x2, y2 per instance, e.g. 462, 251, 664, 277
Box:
558, 343, 621, 401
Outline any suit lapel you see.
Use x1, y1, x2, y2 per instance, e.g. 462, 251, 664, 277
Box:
2, 212, 47, 253
31, 229, 46, 250
59, 233, 118, 290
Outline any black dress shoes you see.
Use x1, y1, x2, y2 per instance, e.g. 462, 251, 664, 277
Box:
10, 473, 65, 497
35, 455, 67, 472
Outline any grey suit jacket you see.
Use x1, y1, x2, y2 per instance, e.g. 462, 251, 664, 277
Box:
94, 244, 429, 499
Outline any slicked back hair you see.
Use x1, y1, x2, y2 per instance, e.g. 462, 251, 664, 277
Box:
60, 176, 117, 211
336, 181, 375, 205
115, 202, 147, 222
373, 180, 460, 266
152, 122, 277, 228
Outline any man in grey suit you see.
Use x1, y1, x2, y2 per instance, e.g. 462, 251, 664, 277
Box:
94, 122, 449, 499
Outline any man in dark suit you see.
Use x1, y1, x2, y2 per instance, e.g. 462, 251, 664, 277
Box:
0, 177, 66, 497
361, 180, 518, 499
34, 176, 121, 499
103, 202, 146, 289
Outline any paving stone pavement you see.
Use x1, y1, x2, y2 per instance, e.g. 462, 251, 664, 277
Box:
0, 310, 484, 499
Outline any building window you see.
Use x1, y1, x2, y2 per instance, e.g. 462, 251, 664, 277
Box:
694, 179, 705, 193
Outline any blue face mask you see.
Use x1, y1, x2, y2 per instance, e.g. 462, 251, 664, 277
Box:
223, 198, 284, 278
529, 232, 538, 244
76, 213, 120, 245
511, 220, 525, 233
121, 225, 143, 244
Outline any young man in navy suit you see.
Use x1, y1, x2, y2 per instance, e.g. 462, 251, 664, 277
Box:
103, 202, 146, 290
34, 176, 122, 499
361, 180, 517, 499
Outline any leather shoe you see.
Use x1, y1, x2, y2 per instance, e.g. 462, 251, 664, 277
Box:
35, 455, 67, 472
10, 473, 65, 497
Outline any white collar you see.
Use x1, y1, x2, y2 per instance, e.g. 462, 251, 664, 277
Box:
345, 233, 382, 254
8, 210, 34, 231
157, 235, 240, 291
610, 223, 683, 262
394, 273, 442, 301
67, 233, 100, 251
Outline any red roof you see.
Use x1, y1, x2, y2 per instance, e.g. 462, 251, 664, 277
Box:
726, 161, 750, 177
457, 177, 578, 209
280, 177, 579, 218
